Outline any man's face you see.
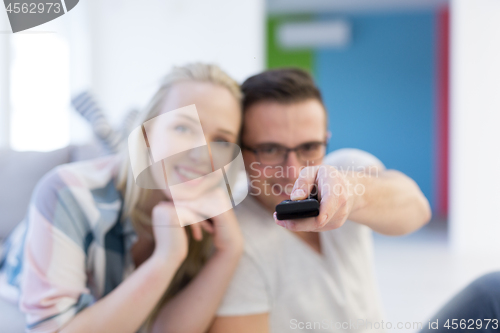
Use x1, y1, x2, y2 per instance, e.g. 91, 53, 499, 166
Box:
241, 99, 327, 211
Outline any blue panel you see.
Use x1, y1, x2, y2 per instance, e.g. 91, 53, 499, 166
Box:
315, 12, 436, 210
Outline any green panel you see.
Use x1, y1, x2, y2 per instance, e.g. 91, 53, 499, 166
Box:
266, 16, 315, 74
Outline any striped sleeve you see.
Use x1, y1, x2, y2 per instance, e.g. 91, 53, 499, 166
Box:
19, 166, 95, 333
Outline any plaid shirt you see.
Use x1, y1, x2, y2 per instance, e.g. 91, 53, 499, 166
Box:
0, 155, 139, 332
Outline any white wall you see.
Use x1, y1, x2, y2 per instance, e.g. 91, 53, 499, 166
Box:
87, 0, 265, 126
450, 0, 500, 253
0, 3, 93, 150
0, 10, 10, 148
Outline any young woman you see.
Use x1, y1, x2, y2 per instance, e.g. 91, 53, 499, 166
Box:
0, 63, 244, 333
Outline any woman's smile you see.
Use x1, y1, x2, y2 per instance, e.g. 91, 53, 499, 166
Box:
174, 164, 211, 184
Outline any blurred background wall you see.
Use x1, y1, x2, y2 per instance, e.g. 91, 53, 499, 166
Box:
266, 3, 449, 218
0, 0, 265, 149
450, 0, 500, 254
87, 0, 265, 126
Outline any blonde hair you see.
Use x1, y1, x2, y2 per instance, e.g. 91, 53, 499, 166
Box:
115, 63, 241, 327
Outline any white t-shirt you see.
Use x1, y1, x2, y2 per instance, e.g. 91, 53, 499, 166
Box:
216, 149, 386, 333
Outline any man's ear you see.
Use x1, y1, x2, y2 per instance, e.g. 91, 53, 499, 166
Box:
326, 131, 332, 142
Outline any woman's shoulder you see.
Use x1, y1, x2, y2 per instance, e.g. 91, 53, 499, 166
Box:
43, 154, 122, 190
32, 154, 124, 230
0, 156, 125, 304
37, 154, 121, 196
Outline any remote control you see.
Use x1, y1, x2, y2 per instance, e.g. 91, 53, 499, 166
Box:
275, 195, 320, 220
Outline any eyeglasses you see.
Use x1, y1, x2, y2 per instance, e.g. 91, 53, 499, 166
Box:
242, 141, 327, 166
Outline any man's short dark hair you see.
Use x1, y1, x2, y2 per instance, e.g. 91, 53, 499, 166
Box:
241, 68, 324, 111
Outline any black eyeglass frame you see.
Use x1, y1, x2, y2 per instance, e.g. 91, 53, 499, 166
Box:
241, 140, 329, 166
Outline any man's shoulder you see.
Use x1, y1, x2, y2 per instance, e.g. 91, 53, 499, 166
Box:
324, 148, 385, 170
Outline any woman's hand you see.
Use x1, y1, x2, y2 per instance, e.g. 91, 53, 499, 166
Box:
151, 201, 188, 264
150, 210, 245, 333
171, 186, 244, 257
200, 209, 244, 257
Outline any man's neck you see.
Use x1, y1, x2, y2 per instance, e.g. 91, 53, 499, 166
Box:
293, 232, 321, 254
252, 194, 322, 255
250, 194, 276, 214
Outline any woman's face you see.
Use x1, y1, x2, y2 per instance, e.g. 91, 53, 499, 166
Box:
148, 81, 241, 201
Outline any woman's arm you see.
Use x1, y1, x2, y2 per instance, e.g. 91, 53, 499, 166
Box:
60, 253, 183, 333
60, 202, 188, 333
208, 314, 269, 333
151, 209, 244, 333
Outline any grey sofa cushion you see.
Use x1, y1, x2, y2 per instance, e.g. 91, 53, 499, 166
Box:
0, 297, 25, 332
0, 142, 109, 240
70, 139, 109, 162
0, 147, 72, 239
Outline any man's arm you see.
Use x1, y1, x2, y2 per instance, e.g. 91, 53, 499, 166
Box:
346, 167, 432, 235
208, 314, 269, 333
274, 164, 431, 235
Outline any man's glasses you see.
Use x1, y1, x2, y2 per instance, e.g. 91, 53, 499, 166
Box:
242, 141, 327, 166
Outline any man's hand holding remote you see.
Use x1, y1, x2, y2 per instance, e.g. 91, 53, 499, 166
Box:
273, 165, 359, 232
273, 160, 432, 235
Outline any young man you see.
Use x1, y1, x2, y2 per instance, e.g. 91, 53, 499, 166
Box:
208, 68, 432, 333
